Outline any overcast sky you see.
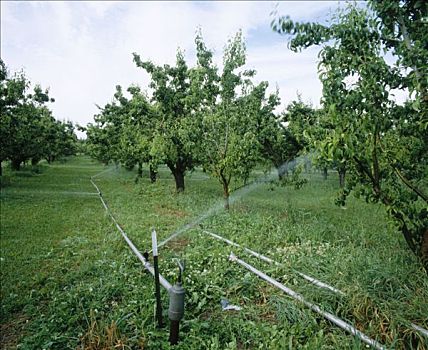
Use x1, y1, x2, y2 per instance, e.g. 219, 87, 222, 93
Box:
2, 1, 347, 137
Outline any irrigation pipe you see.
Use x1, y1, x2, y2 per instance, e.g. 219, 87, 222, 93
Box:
229, 252, 386, 350
90, 176, 172, 291
206, 230, 428, 337
203, 230, 275, 264
410, 323, 428, 338
202, 229, 344, 296
90, 169, 427, 338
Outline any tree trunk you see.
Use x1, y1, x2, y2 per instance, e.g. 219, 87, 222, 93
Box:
389, 208, 417, 255
167, 162, 185, 192
137, 162, 143, 178
338, 167, 346, 188
172, 169, 185, 193
277, 162, 288, 180
31, 158, 40, 166
322, 167, 328, 180
134, 162, 143, 184
11, 158, 21, 171
222, 180, 230, 210
421, 229, 428, 273
243, 176, 247, 186
149, 164, 157, 184
277, 165, 286, 181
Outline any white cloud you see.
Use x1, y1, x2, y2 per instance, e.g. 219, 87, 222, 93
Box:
1, 1, 337, 138
246, 44, 322, 106
83, 1, 120, 18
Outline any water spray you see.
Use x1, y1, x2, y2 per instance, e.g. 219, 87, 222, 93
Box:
157, 161, 298, 250
91, 166, 116, 179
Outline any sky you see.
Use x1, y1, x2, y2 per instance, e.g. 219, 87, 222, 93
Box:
1, 1, 347, 138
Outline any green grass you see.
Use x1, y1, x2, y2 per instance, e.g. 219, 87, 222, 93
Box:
1, 156, 427, 349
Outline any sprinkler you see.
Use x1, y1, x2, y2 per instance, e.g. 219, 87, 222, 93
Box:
168, 259, 185, 345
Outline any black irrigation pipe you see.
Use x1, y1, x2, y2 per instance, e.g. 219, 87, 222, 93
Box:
229, 252, 386, 350
152, 229, 164, 328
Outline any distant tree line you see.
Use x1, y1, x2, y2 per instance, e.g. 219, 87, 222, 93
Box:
0, 59, 78, 175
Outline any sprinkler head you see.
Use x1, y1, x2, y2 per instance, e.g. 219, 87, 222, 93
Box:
173, 258, 185, 283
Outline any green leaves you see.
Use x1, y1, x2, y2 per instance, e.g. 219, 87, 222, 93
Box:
198, 33, 287, 206
273, 1, 428, 267
272, 15, 331, 52
0, 59, 77, 171
133, 46, 208, 191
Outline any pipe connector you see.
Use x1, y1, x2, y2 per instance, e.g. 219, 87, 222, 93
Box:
168, 282, 185, 321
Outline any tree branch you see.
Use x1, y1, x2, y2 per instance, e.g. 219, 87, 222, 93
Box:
353, 156, 376, 186
372, 125, 380, 191
398, 15, 422, 83
393, 166, 428, 204
378, 142, 428, 204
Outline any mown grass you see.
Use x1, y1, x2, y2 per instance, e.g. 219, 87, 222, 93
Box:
1, 156, 427, 349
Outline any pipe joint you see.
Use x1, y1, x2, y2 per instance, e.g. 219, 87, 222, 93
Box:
168, 282, 185, 321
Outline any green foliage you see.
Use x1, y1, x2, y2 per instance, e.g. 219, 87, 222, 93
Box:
1, 156, 427, 348
88, 30, 302, 201
272, 1, 428, 267
278, 164, 308, 190
276, 98, 319, 179
0, 59, 77, 173
85, 85, 128, 165
133, 47, 203, 192
120, 86, 160, 182
200, 32, 280, 208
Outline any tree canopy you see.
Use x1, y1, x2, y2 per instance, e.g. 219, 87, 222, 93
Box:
0, 59, 78, 174
272, 0, 428, 268
86, 30, 367, 215
132, 49, 200, 192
